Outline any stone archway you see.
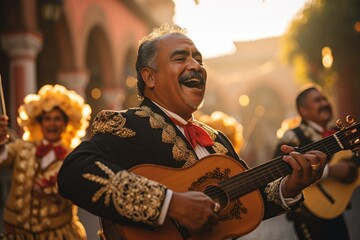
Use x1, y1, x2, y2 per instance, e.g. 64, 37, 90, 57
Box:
85, 25, 114, 117
37, 8, 75, 88
122, 47, 138, 108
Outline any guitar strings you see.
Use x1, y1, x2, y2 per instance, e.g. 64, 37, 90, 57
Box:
206, 135, 340, 200
227, 133, 347, 196
220, 128, 358, 199
206, 136, 331, 199
205, 130, 355, 201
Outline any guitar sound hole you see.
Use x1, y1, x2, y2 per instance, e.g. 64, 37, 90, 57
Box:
203, 185, 228, 209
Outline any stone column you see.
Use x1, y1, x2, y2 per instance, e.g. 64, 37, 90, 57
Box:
1, 32, 42, 134
57, 70, 89, 99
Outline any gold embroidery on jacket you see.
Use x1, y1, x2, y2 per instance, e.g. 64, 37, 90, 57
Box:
4, 141, 77, 234
280, 123, 322, 147
91, 110, 135, 138
135, 106, 198, 167
212, 142, 228, 155
265, 178, 290, 211
82, 161, 166, 226
13, 142, 36, 228
280, 130, 300, 146
299, 123, 323, 142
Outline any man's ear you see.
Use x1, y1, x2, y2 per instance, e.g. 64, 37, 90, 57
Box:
141, 67, 155, 88
298, 106, 307, 119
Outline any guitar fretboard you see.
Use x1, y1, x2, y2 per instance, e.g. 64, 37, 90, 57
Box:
208, 131, 347, 201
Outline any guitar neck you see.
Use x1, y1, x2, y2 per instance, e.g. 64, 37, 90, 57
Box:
219, 133, 344, 201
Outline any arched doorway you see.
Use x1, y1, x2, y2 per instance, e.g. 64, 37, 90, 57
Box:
85, 25, 114, 118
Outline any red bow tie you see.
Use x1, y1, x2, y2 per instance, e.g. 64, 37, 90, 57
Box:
322, 129, 336, 138
170, 117, 214, 148
35, 144, 68, 160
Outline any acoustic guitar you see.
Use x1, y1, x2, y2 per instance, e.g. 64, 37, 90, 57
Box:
303, 149, 360, 219
101, 121, 360, 240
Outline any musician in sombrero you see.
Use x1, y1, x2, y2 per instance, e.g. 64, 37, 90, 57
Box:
0, 84, 91, 239
58, 24, 327, 239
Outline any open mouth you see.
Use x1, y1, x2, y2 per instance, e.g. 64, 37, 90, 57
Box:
45, 129, 60, 135
180, 78, 204, 88
319, 106, 332, 114
47, 129, 58, 132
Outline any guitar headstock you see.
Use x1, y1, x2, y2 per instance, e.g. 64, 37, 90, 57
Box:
335, 115, 360, 156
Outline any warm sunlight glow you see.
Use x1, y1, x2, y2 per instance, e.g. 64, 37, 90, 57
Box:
239, 95, 250, 107
126, 76, 137, 88
255, 105, 265, 117
91, 88, 101, 99
173, 0, 308, 58
322, 55, 333, 69
354, 21, 360, 32
322, 46, 333, 69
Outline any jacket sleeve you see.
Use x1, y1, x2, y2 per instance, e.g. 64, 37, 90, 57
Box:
0, 139, 29, 168
263, 129, 304, 219
58, 112, 168, 228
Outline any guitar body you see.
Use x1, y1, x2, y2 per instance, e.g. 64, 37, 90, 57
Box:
102, 155, 264, 240
304, 150, 360, 219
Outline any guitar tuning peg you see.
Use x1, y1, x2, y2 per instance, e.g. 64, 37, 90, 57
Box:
346, 115, 355, 125
336, 119, 344, 129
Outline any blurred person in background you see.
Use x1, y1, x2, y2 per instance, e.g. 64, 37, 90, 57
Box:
273, 84, 359, 240
0, 84, 91, 240
198, 111, 244, 154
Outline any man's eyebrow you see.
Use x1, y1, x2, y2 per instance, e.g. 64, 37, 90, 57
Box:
170, 50, 202, 58
314, 96, 322, 101
170, 50, 189, 58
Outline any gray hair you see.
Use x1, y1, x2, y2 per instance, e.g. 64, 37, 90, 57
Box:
135, 24, 187, 100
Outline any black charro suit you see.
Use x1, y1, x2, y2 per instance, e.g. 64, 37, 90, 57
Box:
58, 98, 298, 231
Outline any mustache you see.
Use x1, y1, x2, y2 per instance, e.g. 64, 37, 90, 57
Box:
319, 105, 332, 113
179, 71, 205, 84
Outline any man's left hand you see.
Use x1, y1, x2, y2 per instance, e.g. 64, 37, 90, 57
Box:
279, 145, 327, 198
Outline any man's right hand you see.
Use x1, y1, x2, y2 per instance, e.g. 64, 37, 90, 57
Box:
167, 191, 219, 234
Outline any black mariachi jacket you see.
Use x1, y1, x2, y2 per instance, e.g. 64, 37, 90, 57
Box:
58, 98, 289, 229
273, 120, 339, 158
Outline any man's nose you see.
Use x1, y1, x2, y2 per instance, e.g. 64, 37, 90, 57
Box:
187, 58, 202, 71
